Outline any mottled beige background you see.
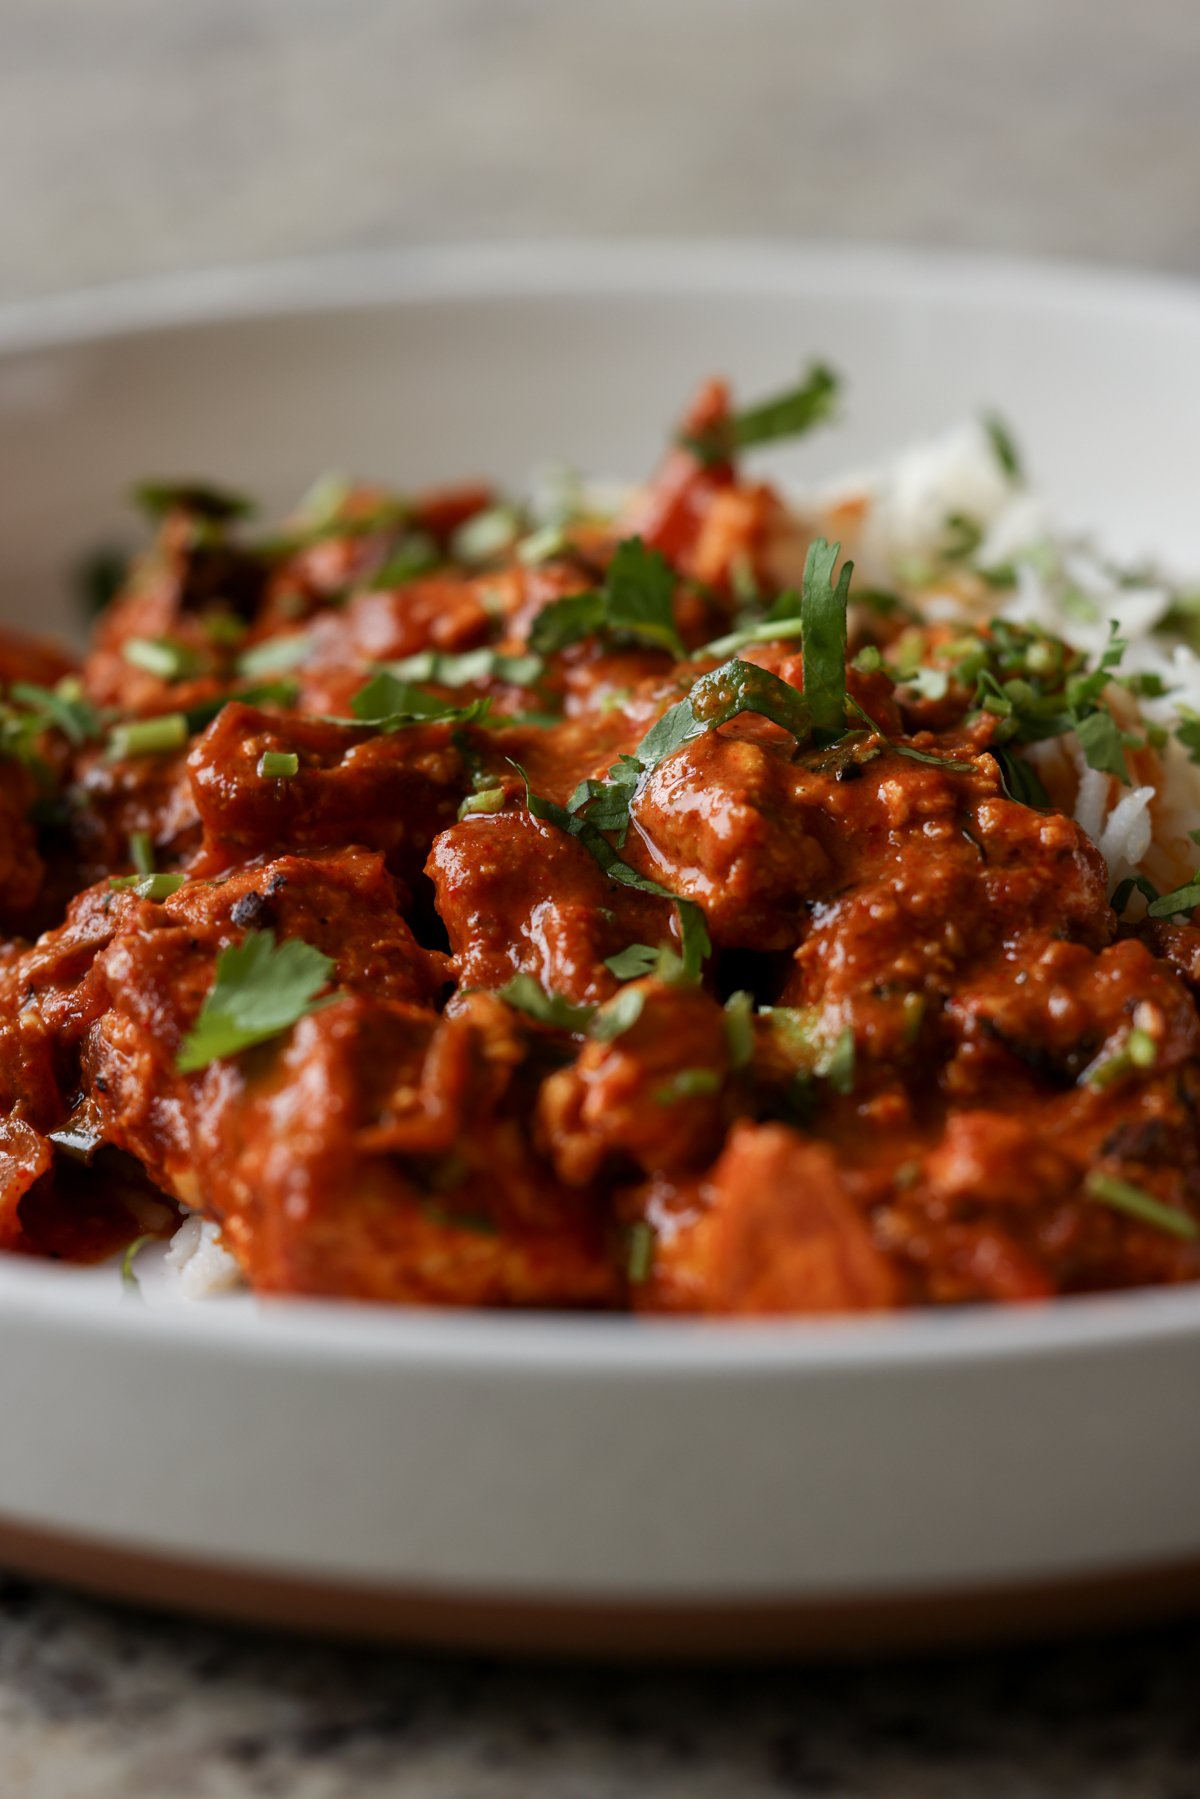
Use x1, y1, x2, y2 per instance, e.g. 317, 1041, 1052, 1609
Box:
3, 0, 1199, 303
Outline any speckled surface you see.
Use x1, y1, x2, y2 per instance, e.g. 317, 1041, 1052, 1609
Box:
5, 3, 1200, 1792
1, 1575, 1199, 1798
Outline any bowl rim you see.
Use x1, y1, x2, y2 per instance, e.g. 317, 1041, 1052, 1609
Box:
3, 235, 1200, 1370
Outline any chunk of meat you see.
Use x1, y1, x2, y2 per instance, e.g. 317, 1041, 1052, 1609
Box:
637, 1122, 900, 1314
627, 731, 833, 949
187, 703, 468, 885
427, 810, 672, 1002
537, 978, 730, 1184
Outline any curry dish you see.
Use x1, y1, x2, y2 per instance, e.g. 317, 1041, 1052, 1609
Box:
2, 367, 1200, 1311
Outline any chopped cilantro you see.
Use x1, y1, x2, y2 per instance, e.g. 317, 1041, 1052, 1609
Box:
130, 830, 155, 875
236, 634, 314, 680
983, 412, 1023, 482
590, 988, 645, 1043
108, 713, 189, 759
257, 750, 299, 779
1084, 1171, 1198, 1240
133, 481, 255, 523
495, 973, 595, 1032
516, 767, 713, 981
626, 1219, 655, 1284
372, 532, 440, 585
1147, 873, 1200, 919
681, 363, 840, 465
177, 930, 337, 1072
1110, 872, 1159, 915
654, 1067, 722, 1104
530, 536, 683, 658
122, 637, 202, 681
1073, 708, 1131, 783
77, 546, 129, 618
801, 538, 852, 744
121, 1234, 155, 1293
108, 871, 187, 901
349, 671, 491, 733
458, 785, 506, 819
724, 990, 755, 1069
604, 944, 669, 980
387, 648, 544, 689
451, 505, 521, 565
10, 681, 102, 747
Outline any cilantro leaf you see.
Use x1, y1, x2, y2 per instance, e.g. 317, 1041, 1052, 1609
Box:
528, 592, 608, 655
349, 671, 491, 732
9, 681, 103, 748
1148, 874, 1200, 920
1073, 708, 1131, 784
565, 658, 812, 848
495, 973, 595, 1032
1111, 872, 1159, 915
983, 412, 1023, 482
530, 537, 682, 658
177, 930, 336, 1071
992, 746, 1052, 808
133, 481, 255, 523
800, 538, 852, 743
1174, 705, 1200, 765
591, 988, 645, 1042
515, 768, 712, 980
681, 363, 840, 465
604, 944, 665, 980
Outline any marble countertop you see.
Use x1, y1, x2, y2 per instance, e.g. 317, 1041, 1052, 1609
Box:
3, 1576, 1199, 1799
4, 1, 1200, 1792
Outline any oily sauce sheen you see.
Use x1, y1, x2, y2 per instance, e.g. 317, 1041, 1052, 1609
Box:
0, 374, 1198, 1312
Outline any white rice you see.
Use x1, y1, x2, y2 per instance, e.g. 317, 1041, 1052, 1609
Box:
813, 417, 1200, 894
164, 1214, 243, 1299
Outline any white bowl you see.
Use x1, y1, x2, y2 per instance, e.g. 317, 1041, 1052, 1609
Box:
2, 243, 1200, 1656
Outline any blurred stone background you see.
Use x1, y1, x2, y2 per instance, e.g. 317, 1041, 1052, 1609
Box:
3, 0, 1200, 305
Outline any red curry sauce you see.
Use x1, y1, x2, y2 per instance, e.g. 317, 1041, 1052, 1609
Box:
0, 375, 1198, 1311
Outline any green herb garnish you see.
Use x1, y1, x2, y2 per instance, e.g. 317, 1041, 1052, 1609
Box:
349, 671, 491, 734
724, 990, 755, 1069
133, 482, 255, 523
122, 637, 202, 681
1084, 1172, 1198, 1240
530, 536, 683, 659
590, 988, 645, 1043
801, 538, 853, 744
387, 648, 544, 689
108, 871, 186, 901
177, 930, 337, 1072
495, 973, 595, 1033
236, 634, 313, 680
257, 750, 299, 779
130, 830, 155, 876
9, 681, 102, 747
108, 713, 190, 759
654, 1067, 722, 1104
121, 1234, 155, 1292
983, 412, 1023, 482
626, 1220, 655, 1284
1147, 873, 1200, 920
681, 363, 839, 466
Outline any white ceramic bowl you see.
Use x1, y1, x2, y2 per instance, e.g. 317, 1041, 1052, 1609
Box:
2, 244, 1200, 1656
